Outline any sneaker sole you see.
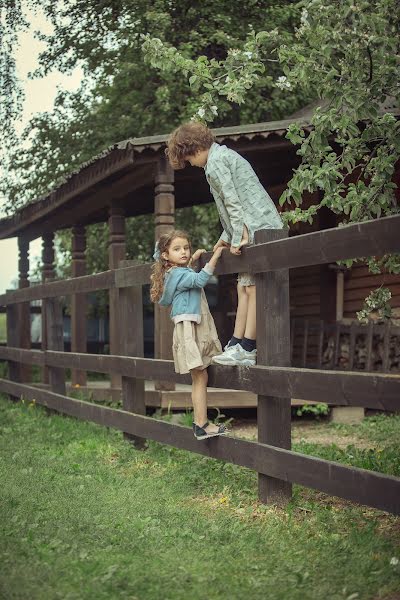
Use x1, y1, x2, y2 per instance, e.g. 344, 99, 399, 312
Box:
212, 357, 255, 366
194, 430, 228, 441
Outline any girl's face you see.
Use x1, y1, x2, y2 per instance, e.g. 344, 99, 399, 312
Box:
162, 237, 191, 266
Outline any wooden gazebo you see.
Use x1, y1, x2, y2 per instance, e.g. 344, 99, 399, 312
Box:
1, 107, 400, 408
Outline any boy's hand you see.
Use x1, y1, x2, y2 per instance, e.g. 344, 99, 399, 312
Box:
213, 239, 230, 252
191, 248, 206, 262
230, 232, 249, 255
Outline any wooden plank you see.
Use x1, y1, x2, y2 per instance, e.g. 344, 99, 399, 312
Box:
1, 346, 399, 410
0, 379, 399, 515
348, 321, 356, 371
45, 298, 66, 395
333, 322, 342, 369
365, 321, 374, 372
199, 214, 400, 276
0, 347, 45, 365
0, 270, 115, 305
382, 321, 392, 372
119, 283, 146, 449
318, 320, 324, 368
302, 319, 309, 367
290, 318, 296, 362
345, 274, 400, 290
255, 229, 292, 506
6, 303, 21, 391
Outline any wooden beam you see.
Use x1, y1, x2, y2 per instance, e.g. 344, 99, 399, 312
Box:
1, 347, 398, 411
256, 229, 292, 506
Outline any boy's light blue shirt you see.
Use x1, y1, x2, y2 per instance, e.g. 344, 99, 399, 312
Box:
204, 142, 283, 247
159, 265, 213, 320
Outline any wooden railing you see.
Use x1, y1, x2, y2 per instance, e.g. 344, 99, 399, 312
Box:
0, 215, 399, 514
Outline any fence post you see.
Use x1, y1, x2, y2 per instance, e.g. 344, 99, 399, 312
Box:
6, 299, 21, 395
45, 297, 66, 396
254, 229, 292, 506
118, 270, 146, 449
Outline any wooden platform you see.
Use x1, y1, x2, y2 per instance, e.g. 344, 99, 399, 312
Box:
60, 381, 318, 409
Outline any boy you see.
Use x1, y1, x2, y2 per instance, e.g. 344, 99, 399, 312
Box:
165, 121, 283, 366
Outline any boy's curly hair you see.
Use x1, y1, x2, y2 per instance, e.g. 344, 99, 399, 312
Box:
150, 229, 192, 303
165, 122, 215, 169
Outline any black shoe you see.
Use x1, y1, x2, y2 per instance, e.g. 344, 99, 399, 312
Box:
192, 421, 228, 441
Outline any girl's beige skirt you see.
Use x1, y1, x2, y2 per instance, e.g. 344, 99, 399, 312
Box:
173, 290, 222, 374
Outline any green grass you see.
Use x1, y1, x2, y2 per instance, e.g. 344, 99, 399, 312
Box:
0, 395, 399, 600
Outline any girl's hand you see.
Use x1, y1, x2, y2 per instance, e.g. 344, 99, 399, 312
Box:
213, 239, 230, 252
230, 245, 241, 255
213, 245, 225, 258
191, 248, 206, 262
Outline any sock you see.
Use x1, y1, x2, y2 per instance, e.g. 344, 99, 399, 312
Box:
227, 336, 242, 348
241, 337, 256, 352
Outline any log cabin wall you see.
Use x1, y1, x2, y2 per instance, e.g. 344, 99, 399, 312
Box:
343, 263, 400, 319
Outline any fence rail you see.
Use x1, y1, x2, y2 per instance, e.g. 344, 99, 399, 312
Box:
1, 214, 400, 514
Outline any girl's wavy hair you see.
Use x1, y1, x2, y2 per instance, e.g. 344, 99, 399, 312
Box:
150, 230, 192, 303
165, 122, 215, 170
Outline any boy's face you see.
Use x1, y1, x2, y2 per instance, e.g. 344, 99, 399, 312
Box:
186, 149, 209, 168
162, 237, 191, 266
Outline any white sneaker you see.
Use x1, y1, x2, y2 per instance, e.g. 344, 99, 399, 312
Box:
212, 343, 256, 366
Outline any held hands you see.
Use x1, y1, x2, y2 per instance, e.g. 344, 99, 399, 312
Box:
212, 239, 229, 252
230, 228, 249, 255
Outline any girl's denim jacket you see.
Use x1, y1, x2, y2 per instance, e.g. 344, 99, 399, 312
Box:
204, 142, 283, 247
159, 264, 214, 322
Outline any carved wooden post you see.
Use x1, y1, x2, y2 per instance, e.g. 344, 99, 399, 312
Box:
119, 266, 146, 449
41, 233, 55, 384
45, 297, 66, 396
255, 229, 292, 506
18, 236, 31, 382
154, 158, 175, 391
71, 225, 87, 386
108, 203, 126, 389
6, 296, 20, 393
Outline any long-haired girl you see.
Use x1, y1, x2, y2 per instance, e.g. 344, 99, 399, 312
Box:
151, 229, 227, 440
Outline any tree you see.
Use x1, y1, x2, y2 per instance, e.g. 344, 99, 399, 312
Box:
142, 0, 400, 319
1, 1, 307, 283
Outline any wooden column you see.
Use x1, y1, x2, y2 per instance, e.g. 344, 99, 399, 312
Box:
255, 229, 292, 507
108, 203, 126, 389
71, 226, 87, 386
45, 297, 66, 396
6, 298, 20, 393
119, 271, 146, 449
41, 233, 55, 384
319, 207, 337, 323
18, 236, 31, 382
154, 158, 175, 391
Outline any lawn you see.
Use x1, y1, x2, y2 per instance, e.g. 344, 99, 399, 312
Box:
0, 394, 399, 600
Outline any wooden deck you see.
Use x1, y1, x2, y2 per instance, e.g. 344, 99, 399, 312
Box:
61, 381, 318, 409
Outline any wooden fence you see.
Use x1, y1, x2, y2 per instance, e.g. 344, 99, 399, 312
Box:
0, 215, 399, 515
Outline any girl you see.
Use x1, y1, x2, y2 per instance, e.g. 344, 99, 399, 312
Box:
165, 122, 284, 367
150, 229, 228, 440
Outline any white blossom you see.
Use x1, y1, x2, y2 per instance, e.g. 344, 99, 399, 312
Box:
276, 76, 292, 90
390, 557, 399, 566
197, 107, 206, 118
210, 105, 218, 116
243, 51, 253, 59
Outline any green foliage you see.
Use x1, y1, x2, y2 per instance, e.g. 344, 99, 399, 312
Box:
142, 0, 400, 320
296, 403, 329, 418
356, 286, 393, 322
2, 0, 306, 216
